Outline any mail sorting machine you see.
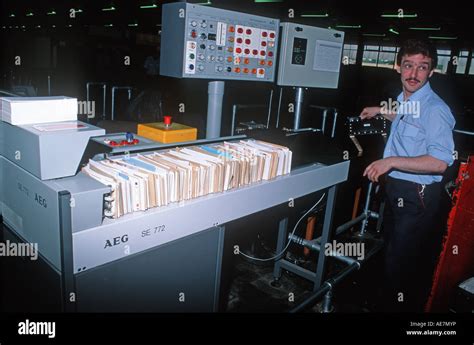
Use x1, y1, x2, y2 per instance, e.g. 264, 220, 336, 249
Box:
0, 119, 349, 312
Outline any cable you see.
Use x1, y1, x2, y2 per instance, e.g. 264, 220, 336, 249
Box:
238, 193, 326, 262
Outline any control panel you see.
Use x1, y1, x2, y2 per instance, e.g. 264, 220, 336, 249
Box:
160, 3, 279, 82
347, 115, 388, 136
277, 23, 344, 88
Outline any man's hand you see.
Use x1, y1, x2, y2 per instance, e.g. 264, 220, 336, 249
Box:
363, 158, 393, 182
360, 106, 381, 120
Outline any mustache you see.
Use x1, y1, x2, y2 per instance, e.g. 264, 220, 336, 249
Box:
405, 78, 421, 83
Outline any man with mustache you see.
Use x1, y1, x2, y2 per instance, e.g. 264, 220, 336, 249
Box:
359, 39, 455, 311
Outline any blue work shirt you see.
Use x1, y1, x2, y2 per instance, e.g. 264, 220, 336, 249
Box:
383, 82, 455, 185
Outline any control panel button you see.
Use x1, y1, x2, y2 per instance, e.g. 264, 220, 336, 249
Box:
246, 29, 252, 35
200, 44, 206, 49
198, 64, 205, 71
191, 21, 197, 27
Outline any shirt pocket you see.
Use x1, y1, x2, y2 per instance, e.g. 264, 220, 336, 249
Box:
399, 120, 421, 138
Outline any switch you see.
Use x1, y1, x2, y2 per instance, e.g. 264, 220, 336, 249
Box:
198, 64, 205, 71
126, 132, 134, 143
226, 66, 232, 72
189, 53, 195, 59
200, 44, 206, 49
201, 21, 207, 28
200, 33, 207, 40
217, 56, 224, 62
217, 66, 223, 72
191, 21, 197, 27
199, 53, 205, 60
189, 64, 195, 70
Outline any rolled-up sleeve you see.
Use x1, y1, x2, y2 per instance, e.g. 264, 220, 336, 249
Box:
423, 103, 456, 166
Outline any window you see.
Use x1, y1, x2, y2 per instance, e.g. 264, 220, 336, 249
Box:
435, 49, 451, 74
342, 44, 358, 65
469, 50, 474, 75
362, 45, 398, 68
455, 50, 469, 74
378, 46, 397, 69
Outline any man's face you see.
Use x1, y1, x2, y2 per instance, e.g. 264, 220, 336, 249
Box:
398, 53, 434, 97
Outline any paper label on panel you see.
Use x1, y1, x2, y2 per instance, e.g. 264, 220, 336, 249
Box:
313, 40, 343, 72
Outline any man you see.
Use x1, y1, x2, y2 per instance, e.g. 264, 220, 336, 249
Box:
360, 39, 455, 311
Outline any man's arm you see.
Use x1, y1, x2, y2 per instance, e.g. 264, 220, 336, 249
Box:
360, 106, 397, 122
363, 155, 447, 182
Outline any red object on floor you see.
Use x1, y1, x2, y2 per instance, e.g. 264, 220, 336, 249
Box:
426, 156, 474, 311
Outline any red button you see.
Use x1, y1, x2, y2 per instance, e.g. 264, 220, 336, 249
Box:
236, 47, 242, 54
269, 32, 275, 38
234, 67, 241, 73
268, 51, 273, 57
252, 49, 258, 55
132, 139, 139, 144
260, 51, 266, 56
121, 140, 128, 146
251, 68, 257, 74
236, 37, 243, 44
110, 140, 118, 146
246, 29, 252, 35
262, 31, 268, 37
229, 26, 235, 33
191, 31, 197, 38
267, 61, 273, 66
244, 49, 250, 55
261, 41, 267, 47
245, 39, 251, 45
237, 27, 243, 34
243, 68, 249, 74
258, 69, 265, 75
164, 115, 172, 125
244, 58, 250, 64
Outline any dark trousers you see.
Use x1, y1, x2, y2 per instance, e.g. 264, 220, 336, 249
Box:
383, 176, 445, 312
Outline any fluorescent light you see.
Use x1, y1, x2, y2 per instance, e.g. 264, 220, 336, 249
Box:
381, 13, 418, 18
389, 28, 399, 35
52, 25, 56, 28
47, 10, 56, 15
128, 23, 138, 27
35, 25, 41, 28
9, 13, 15, 17
140, 4, 158, 9
336, 25, 361, 29
196, 0, 212, 4
104, 24, 114, 27
409, 27, 440, 31
429, 36, 457, 40
102, 6, 116, 11
26, 12, 34, 17
301, 13, 329, 18
363, 33, 386, 37
72, 8, 83, 13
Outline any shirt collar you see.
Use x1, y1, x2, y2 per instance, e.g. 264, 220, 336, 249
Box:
397, 81, 432, 103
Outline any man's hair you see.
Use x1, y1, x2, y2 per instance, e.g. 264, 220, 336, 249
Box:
396, 39, 438, 70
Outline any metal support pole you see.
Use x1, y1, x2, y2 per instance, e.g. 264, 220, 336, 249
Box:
314, 185, 337, 289
266, 89, 274, 129
293, 87, 304, 131
206, 81, 225, 139
276, 87, 283, 129
272, 217, 289, 282
321, 109, 327, 134
231, 104, 237, 136
359, 182, 373, 236
331, 110, 338, 138
47, 75, 51, 95
111, 86, 133, 121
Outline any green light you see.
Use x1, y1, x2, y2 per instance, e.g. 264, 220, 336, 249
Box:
363, 33, 386, 37
381, 13, 417, 18
409, 27, 440, 31
140, 4, 158, 9
429, 36, 457, 40
301, 13, 329, 18
47, 10, 56, 15
9, 13, 15, 17
102, 6, 116, 11
389, 28, 399, 35
26, 12, 34, 17
336, 25, 361, 29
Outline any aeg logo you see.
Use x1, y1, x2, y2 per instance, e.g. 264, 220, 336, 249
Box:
104, 234, 129, 249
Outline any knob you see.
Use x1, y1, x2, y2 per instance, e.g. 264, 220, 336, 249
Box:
126, 132, 134, 143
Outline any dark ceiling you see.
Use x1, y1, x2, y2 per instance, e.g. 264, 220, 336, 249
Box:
0, 0, 471, 47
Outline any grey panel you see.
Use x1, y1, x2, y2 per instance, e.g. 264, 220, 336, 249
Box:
75, 227, 221, 312
160, 2, 279, 82
1, 121, 104, 180
50, 172, 110, 232
277, 23, 344, 88
1, 157, 61, 270
73, 161, 349, 272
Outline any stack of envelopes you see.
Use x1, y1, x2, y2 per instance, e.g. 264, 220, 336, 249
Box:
82, 139, 292, 218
